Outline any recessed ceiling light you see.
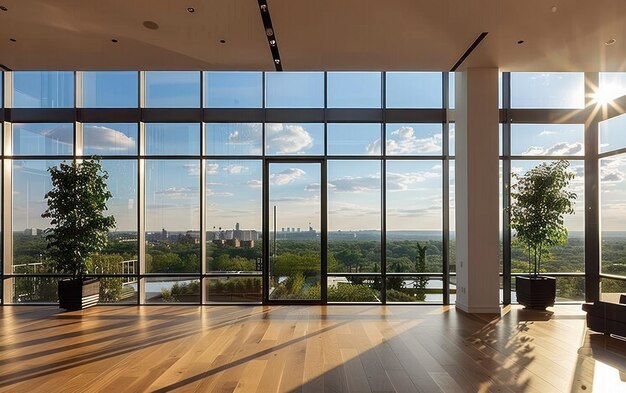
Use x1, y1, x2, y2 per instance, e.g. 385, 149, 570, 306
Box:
551, 6, 557, 13
143, 21, 159, 30
605, 38, 616, 46
111, 39, 118, 43
517, 40, 525, 45
0, 5, 7, 11
219, 39, 226, 44
265, 27, 274, 37
187, 7, 195, 13
9, 38, 16, 42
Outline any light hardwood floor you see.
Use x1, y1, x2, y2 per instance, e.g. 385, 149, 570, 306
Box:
0, 305, 624, 392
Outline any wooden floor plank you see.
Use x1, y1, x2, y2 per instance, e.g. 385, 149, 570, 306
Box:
0, 305, 623, 393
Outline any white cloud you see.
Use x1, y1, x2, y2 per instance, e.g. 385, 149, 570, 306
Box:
155, 187, 198, 199
522, 142, 583, 156
266, 124, 313, 154
206, 163, 219, 175
270, 168, 306, 185
387, 171, 440, 191
223, 164, 247, 174
329, 175, 380, 193
227, 124, 262, 145
247, 180, 262, 188
539, 129, 556, 136
305, 183, 321, 192
82, 125, 136, 151
183, 163, 200, 176
367, 126, 441, 155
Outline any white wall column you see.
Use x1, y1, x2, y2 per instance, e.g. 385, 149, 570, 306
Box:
454, 68, 500, 314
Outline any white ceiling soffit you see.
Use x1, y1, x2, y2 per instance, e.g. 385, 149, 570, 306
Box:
0, 0, 625, 71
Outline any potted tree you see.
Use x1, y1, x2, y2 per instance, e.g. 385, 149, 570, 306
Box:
509, 160, 576, 310
42, 158, 116, 311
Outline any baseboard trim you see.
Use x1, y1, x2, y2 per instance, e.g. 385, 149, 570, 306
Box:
455, 302, 501, 314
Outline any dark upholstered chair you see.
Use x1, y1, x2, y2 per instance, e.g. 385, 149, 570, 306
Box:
582, 295, 626, 338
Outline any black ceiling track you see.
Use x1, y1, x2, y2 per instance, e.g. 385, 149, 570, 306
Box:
0, 64, 12, 71
450, 32, 489, 72
257, 0, 282, 71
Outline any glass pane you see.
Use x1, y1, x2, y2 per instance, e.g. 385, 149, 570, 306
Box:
599, 72, 626, 103
600, 154, 626, 277
145, 71, 200, 108
386, 72, 442, 108
12, 160, 60, 274
327, 72, 381, 108
100, 160, 138, 273
385, 123, 443, 155
206, 160, 262, 273
601, 278, 626, 302
205, 123, 262, 156
386, 160, 442, 273
98, 277, 138, 304
327, 123, 381, 155
448, 72, 455, 109
600, 113, 626, 153
82, 71, 138, 108
269, 162, 321, 300
511, 72, 584, 109
205, 276, 262, 303
83, 123, 138, 156
12, 277, 60, 303
449, 123, 455, 156
145, 123, 200, 155
327, 276, 381, 303
511, 160, 584, 274
13, 71, 74, 108
511, 124, 584, 156
555, 277, 585, 301
12, 123, 73, 155
387, 276, 443, 303
204, 72, 262, 108
265, 72, 324, 108
145, 160, 200, 273
328, 160, 381, 273
265, 123, 324, 155
145, 278, 200, 303
449, 160, 456, 273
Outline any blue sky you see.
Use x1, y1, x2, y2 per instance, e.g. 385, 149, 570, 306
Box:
9, 71, 626, 233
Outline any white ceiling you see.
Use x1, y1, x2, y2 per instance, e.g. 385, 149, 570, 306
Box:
0, 0, 625, 71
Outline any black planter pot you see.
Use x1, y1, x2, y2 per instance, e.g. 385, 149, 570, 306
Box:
516, 275, 556, 310
58, 278, 100, 311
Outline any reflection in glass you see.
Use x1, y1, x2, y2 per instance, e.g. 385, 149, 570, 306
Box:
204, 72, 262, 108
600, 154, 626, 278
205, 123, 262, 156
327, 276, 381, 303
386, 160, 442, 273
327, 72, 381, 108
205, 277, 262, 303
145, 71, 200, 108
601, 278, 626, 302
83, 123, 138, 155
12, 123, 73, 156
511, 72, 584, 109
600, 113, 626, 153
12, 160, 60, 274
145, 123, 200, 155
328, 160, 381, 273
13, 71, 74, 108
265, 123, 324, 155
12, 277, 60, 303
265, 72, 324, 108
206, 160, 262, 273
386, 277, 443, 303
511, 124, 584, 156
327, 123, 381, 155
385, 123, 442, 155
82, 71, 138, 108
269, 162, 321, 300
145, 160, 200, 273
599, 72, 626, 103
386, 72, 442, 108
145, 278, 200, 303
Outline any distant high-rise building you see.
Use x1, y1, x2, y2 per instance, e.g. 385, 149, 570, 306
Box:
235, 222, 240, 231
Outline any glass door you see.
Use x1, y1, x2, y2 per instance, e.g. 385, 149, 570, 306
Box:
266, 161, 324, 302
